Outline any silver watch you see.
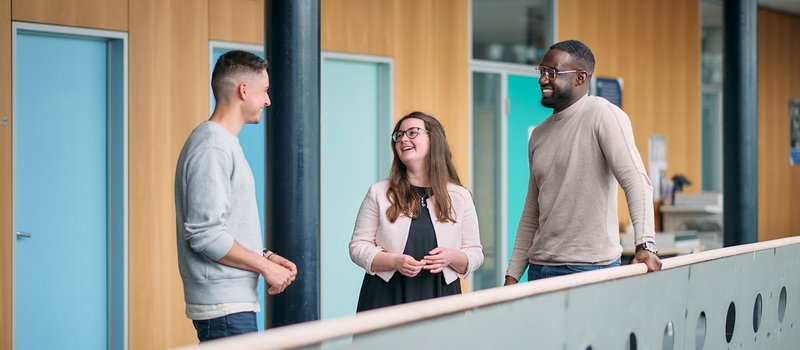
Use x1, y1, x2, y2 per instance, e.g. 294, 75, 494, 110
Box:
635, 241, 658, 254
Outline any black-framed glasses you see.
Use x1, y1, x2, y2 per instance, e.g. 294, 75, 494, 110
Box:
392, 127, 429, 142
535, 65, 581, 80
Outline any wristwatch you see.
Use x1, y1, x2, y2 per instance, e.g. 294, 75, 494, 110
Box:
635, 241, 658, 254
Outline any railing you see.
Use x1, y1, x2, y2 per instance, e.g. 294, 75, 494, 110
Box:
176, 236, 800, 349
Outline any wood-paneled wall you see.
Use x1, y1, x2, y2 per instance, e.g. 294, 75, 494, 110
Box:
210, 0, 263, 44
1, 2, 797, 349
322, 0, 470, 183
129, 1, 210, 347
322, 0, 395, 56
557, 0, 702, 227
12, 0, 127, 31
0, 0, 466, 348
1, 0, 11, 348
758, 10, 800, 241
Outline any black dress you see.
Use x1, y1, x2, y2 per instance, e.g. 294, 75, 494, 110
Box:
356, 186, 462, 312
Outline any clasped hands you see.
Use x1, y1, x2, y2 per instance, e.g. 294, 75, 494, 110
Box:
395, 247, 462, 277
263, 251, 297, 295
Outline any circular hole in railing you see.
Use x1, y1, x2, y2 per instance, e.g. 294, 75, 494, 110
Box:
662, 320, 675, 350
778, 286, 787, 324
725, 302, 736, 343
695, 311, 707, 350
754, 294, 763, 333
625, 332, 637, 350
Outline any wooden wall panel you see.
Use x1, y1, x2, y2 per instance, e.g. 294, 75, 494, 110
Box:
321, 0, 395, 56
4, 1, 467, 348
430, 0, 469, 177
129, 0, 209, 348
1, 0, 11, 347
210, 0, 264, 44
758, 10, 800, 241
393, 0, 436, 117
11, 0, 127, 31
558, 0, 701, 227
322, 0, 470, 183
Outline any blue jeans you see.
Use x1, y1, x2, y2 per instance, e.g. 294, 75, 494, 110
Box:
527, 258, 621, 281
192, 312, 258, 342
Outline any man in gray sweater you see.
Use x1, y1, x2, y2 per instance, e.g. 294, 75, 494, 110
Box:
175, 50, 296, 341
505, 40, 661, 285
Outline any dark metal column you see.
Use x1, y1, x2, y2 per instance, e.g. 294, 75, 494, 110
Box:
264, 0, 320, 327
723, 0, 758, 246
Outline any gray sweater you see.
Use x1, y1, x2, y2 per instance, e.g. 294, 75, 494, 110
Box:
506, 95, 655, 280
175, 121, 262, 305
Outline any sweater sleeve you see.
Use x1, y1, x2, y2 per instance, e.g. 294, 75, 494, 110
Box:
453, 190, 484, 279
349, 183, 385, 274
506, 135, 540, 280
596, 106, 656, 245
182, 146, 236, 261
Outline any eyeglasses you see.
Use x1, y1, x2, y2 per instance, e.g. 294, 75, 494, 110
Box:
392, 127, 430, 142
535, 65, 581, 81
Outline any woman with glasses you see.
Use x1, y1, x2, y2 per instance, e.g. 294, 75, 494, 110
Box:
349, 111, 484, 312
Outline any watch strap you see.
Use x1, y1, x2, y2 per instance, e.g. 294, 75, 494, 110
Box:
635, 241, 658, 254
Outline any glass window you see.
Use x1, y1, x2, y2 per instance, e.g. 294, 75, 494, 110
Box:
701, 0, 723, 192
471, 71, 503, 290
472, 0, 554, 65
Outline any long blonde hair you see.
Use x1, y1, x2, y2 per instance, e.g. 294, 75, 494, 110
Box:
386, 112, 462, 223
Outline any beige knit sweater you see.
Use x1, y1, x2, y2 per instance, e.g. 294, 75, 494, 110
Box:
506, 94, 655, 280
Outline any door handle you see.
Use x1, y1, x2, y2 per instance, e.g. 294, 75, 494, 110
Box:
15, 231, 32, 238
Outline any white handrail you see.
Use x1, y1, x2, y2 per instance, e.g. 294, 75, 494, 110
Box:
174, 235, 800, 350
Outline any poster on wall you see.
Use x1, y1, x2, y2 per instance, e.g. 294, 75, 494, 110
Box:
648, 134, 667, 200
591, 77, 623, 109
791, 100, 800, 165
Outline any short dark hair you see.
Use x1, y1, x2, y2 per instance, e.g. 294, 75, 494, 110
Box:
211, 50, 268, 101
550, 40, 595, 75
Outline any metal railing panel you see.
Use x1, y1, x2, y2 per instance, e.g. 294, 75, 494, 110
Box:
341, 292, 567, 350
176, 237, 800, 350
678, 245, 800, 349
564, 267, 692, 349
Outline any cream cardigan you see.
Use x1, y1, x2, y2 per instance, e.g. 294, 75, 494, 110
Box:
349, 180, 484, 285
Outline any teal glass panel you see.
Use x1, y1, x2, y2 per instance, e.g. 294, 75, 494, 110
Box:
321, 58, 385, 319
506, 74, 551, 282
701, 91, 722, 192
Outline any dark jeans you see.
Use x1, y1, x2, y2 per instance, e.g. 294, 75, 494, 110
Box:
192, 311, 258, 342
527, 258, 621, 281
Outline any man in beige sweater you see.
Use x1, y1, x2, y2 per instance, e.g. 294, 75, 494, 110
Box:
504, 40, 661, 284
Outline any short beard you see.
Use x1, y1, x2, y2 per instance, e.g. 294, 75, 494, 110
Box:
541, 88, 573, 110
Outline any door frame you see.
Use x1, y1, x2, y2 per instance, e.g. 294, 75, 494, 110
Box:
11, 21, 129, 350
319, 51, 393, 318
469, 59, 538, 286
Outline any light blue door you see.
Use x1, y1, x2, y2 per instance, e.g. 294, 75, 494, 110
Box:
210, 47, 267, 330
506, 74, 551, 282
321, 57, 390, 319
15, 32, 108, 349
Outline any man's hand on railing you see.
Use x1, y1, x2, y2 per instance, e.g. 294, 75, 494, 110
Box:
632, 250, 662, 272
504, 276, 519, 286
